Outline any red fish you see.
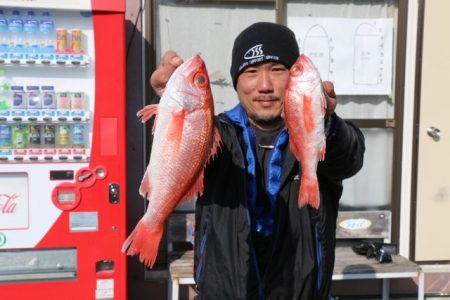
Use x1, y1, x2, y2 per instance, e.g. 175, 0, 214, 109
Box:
284, 54, 326, 209
122, 55, 222, 267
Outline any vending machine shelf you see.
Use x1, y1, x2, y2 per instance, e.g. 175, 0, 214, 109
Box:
0, 148, 90, 163
0, 54, 90, 67
0, 110, 91, 123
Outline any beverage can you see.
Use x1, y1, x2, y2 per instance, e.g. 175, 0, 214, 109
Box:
56, 92, 70, 109
57, 124, 70, 148
72, 123, 84, 148
0, 124, 11, 149
56, 28, 67, 53
70, 29, 82, 53
28, 124, 41, 148
26, 85, 41, 109
41, 85, 56, 109
70, 92, 84, 110
12, 124, 28, 149
43, 124, 56, 148
11, 86, 26, 109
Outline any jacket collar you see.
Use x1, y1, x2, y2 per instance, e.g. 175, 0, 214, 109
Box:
224, 104, 293, 236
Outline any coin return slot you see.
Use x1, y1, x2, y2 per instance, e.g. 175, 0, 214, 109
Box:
58, 191, 76, 204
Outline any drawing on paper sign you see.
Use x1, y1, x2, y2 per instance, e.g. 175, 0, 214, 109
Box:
301, 24, 334, 81
353, 23, 384, 85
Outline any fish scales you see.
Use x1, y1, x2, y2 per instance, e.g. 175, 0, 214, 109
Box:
284, 54, 326, 209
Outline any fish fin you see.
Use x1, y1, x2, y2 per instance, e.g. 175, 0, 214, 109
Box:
298, 175, 320, 209
206, 126, 222, 164
137, 104, 159, 123
138, 169, 151, 198
166, 107, 186, 152
137, 104, 159, 133
319, 143, 326, 161
121, 221, 164, 268
180, 170, 204, 204
302, 94, 316, 133
289, 138, 301, 160
320, 85, 327, 115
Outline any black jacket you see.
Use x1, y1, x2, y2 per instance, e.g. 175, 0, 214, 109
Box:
194, 109, 365, 300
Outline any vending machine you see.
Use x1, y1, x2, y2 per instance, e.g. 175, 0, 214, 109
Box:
0, 0, 126, 299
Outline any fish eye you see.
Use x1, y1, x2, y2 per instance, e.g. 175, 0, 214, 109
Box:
194, 72, 208, 87
291, 64, 303, 76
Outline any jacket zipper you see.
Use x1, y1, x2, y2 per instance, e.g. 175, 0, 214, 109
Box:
314, 223, 324, 290
247, 210, 265, 300
195, 219, 209, 284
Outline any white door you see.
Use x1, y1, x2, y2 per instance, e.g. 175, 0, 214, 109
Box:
415, 0, 450, 261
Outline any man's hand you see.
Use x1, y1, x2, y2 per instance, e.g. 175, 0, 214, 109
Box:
150, 50, 184, 97
322, 81, 336, 118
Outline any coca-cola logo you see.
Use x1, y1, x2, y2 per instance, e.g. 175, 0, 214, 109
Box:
0, 193, 19, 214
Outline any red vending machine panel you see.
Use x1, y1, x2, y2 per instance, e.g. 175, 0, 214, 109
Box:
0, 0, 126, 299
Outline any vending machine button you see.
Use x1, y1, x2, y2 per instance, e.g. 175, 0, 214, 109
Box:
58, 117, 67, 121
29, 156, 38, 161
108, 183, 119, 204
27, 117, 37, 122
12, 117, 22, 122
14, 157, 24, 161
77, 172, 92, 182
59, 156, 68, 160
0, 156, 8, 161
44, 156, 53, 161
96, 260, 114, 277
95, 167, 106, 179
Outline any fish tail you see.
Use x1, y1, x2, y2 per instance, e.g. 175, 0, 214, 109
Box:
298, 176, 320, 209
121, 221, 164, 268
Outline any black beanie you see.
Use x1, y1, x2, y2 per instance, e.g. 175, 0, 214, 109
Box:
230, 22, 300, 89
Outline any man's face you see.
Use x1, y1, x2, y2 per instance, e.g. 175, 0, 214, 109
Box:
236, 62, 290, 130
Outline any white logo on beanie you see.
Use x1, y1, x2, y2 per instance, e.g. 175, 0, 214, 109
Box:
244, 44, 264, 59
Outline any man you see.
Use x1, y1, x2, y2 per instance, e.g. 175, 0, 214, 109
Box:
151, 22, 365, 299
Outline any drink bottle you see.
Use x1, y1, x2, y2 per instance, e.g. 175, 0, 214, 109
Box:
24, 10, 39, 61
0, 68, 13, 113
8, 10, 24, 61
39, 11, 55, 61
0, 10, 9, 61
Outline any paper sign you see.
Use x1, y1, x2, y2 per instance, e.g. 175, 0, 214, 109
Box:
288, 17, 394, 95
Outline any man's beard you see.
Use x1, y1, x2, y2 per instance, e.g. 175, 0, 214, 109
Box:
249, 114, 284, 128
